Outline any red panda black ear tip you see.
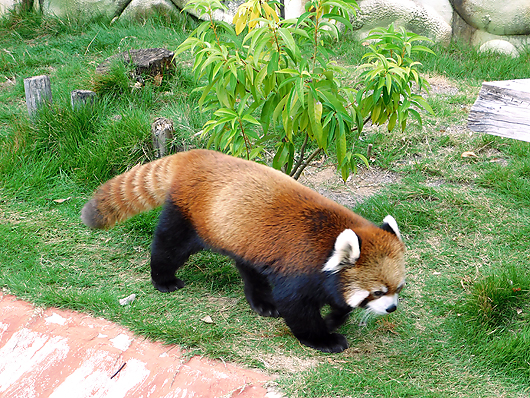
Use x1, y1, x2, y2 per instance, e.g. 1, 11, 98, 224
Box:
381, 215, 402, 241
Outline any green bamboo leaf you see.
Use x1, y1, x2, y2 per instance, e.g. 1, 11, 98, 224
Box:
299, 112, 309, 132
244, 128, 260, 139
198, 80, 216, 108
336, 120, 346, 166
242, 114, 261, 126
277, 28, 299, 60
215, 84, 232, 108
260, 96, 276, 134
291, 28, 310, 39
249, 145, 265, 160
255, 67, 268, 94
322, 111, 334, 129
407, 108, 422, 127
322, 14, 352, 30
272, 142, 289, 170
214, 108, 238, 117
295, 77, 304, 109
277, 68, 299, 75
296, 10, 313, 26
411, 95, 434, 114
267, 51, 280, 75
273, 95, 288, 122
353, 152, 369, 168
371, 102, 381, 123
264, 73, 276, 97
285, 142, 295, 175
387, 112, 397, 131
318, 21, 339, 40
278, 76, 298, 90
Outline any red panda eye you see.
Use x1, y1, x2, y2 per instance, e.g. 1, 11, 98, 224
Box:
373, 291, 385, 297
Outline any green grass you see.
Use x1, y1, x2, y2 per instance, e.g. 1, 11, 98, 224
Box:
1, 9, 530, 397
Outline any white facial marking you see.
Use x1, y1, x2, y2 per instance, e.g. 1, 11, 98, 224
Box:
367, 294, 399, 315
346, 290, 370, 308
322, 229, 360, 273
383, 215, 402, 241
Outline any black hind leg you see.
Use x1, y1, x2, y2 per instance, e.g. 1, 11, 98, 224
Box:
150, 202, 203, 293
235, 261, 279, 318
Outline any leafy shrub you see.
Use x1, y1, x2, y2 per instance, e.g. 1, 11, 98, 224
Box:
176, 0, 433, 180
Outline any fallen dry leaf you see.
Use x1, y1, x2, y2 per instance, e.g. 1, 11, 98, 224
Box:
119, 294, 136, 306
461, 151, 478, 158
53, 197, 71, 203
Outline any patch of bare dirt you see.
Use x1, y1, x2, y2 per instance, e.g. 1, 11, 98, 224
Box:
0, 77, 15, 91
298, 165, 401, 208
256, 353, 320, 373
425, 74, 460, 96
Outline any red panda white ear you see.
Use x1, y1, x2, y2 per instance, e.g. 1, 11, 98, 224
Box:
322, 229, 361, 273
381, 215, 402, 241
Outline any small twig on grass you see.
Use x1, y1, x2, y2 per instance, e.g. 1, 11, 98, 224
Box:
110, 362, 126, 379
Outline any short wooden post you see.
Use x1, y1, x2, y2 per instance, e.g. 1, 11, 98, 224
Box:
151, 117, 174, 158
71, 90, 97, 110
24, 75, 52, 119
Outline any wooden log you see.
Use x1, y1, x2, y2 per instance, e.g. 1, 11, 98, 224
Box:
24, 75, 52, 119
468, 79, 530, 143
96, 48, 174, 77
151, 117, 174, 158
70, 90, 96, 110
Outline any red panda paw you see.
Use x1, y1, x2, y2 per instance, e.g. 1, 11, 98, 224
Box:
152, 278, 186, 293
249, 300, 280, 318
301, 333, 349, 353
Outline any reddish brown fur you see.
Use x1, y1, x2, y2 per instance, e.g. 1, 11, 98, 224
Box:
83, 150, 402, 276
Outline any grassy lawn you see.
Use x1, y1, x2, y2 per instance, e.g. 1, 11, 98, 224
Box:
1, 8, 529, 397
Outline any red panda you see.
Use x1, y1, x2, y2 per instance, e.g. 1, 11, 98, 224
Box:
82, 149, 405, 353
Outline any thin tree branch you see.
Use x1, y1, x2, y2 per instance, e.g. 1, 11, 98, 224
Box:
290, 133, 309, 177
292, 147, 322, 180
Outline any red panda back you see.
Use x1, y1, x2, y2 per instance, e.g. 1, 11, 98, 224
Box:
167, 150, 374, 273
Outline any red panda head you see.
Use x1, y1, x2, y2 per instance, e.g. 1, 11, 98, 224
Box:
323, 215, 406, 315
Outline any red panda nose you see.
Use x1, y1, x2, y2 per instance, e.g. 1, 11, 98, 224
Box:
386, 304, 397, 313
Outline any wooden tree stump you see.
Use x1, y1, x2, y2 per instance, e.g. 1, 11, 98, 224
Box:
152, 117, 174, 158
71, 90, 96, 110
24, 75, 52, 119
96, 48, 175, 77
468, 79, 530, 143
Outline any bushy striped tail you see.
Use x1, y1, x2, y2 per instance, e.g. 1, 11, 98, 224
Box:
81, 155, 178, 229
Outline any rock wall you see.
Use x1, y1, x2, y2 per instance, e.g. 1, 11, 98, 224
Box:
351, 0, 453, 45
1, 0, 529, 55
352, 0, 529, 55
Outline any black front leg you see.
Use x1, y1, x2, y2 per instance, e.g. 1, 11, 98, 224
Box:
272, 282, 348, 353
324, 305, 352, 332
